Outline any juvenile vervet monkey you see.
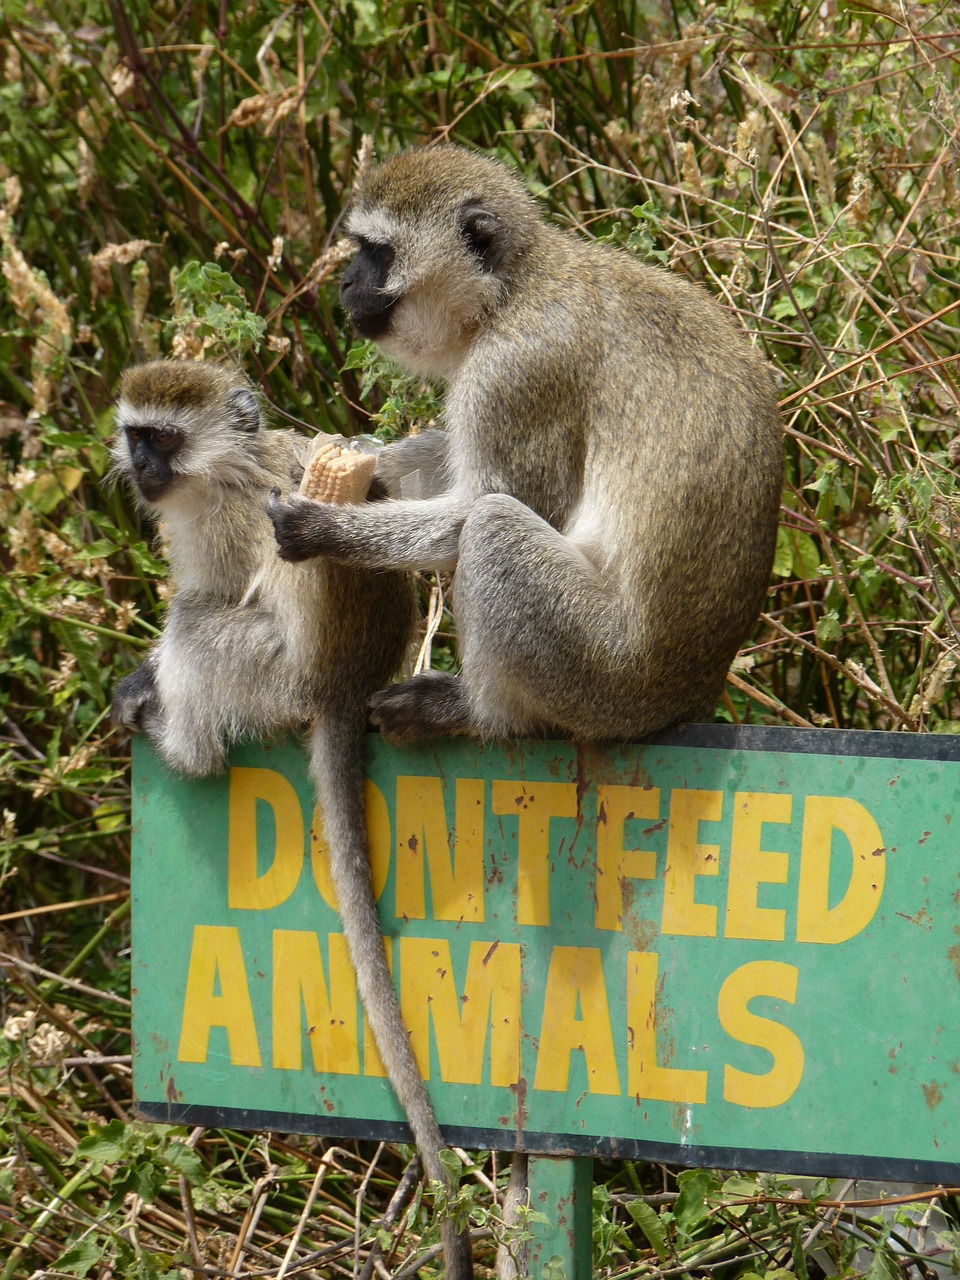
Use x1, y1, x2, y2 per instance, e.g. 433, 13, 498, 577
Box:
110, 360, 473, 1280
266, 146, 783, 747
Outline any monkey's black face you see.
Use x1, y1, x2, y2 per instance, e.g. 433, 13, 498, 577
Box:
340, 238, 398, 338
124, 425, 184, 502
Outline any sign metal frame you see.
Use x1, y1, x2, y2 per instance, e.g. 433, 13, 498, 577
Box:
132, 723, 960, 1185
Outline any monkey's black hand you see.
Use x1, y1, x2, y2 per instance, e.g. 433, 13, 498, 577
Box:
266, 489, 338, 562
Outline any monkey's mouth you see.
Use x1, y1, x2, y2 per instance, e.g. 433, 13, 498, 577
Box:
137, 478, 173, 504
346, 295, 399, 340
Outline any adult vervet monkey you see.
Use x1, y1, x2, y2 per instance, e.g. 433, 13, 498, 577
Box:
266, 146, 783, 748
110, 360, 473, 1279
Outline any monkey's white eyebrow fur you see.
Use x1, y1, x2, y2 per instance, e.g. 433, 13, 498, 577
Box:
114, 399, 184, 430
346, 207, 402, 244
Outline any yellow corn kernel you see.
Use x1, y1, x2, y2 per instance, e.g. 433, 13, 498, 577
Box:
299, 438, 376, 504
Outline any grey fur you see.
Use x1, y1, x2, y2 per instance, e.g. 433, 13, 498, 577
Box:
266, 146, 784, 1280
111, 360, 473, 1279
267, 146, 783, 747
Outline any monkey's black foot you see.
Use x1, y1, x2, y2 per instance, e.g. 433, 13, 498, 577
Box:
112, 663, 160, 731
266, 489, 335, 562
369, 671, 472, 744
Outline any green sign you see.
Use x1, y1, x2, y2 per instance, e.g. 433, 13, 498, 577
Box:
132, 725, 960, 1180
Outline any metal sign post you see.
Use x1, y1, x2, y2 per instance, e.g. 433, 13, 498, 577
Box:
131, 723, 960, 1272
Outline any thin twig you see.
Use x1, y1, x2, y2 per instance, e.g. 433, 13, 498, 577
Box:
0, 891, 128, 923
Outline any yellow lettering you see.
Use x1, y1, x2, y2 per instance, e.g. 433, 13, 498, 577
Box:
228, 768, 304, 910
310, 780, 391, 911
718, 961, 804, 1107
661, 790, 722, 937
401, 938, 521, 1085
178, 925, 261, 1066
395, 777, 485, 922
725, 792, 792, 941
534, 947, 621, 1095
272, 931, 359, 1074
626, 951, 707, 1103
595, 785, 659, 931
797, 796, 885, 943
492, 780, 579, 926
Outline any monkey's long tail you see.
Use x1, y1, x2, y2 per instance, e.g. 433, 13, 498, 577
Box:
309, 708, 474, 1280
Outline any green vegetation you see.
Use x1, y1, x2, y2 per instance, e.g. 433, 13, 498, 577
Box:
2, 1, 959, 1275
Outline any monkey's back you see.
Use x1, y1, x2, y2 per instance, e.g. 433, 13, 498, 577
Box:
451, 227, 782, 731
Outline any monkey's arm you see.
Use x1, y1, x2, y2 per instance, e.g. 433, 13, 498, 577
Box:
266, 489, 470, 571
375, 429, 450, 499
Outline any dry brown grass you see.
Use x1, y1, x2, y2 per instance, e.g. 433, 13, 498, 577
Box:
2, 1, 960, 1275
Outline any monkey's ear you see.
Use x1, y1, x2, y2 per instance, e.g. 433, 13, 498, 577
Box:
458, 201, 507, 274
228, 386, 260, 432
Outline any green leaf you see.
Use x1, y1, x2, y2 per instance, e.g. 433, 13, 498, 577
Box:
53, 623, 107, 706
674, 1168, 720, 1236
93, 802, 127, 832
864, 1243, 900, 1280
816, 609, 843, 645
57, 1238, 101, 1277
500, 68, 539, 96
437, 1146, 462, 1186
774, 527, 820, 580
808, 1177, 832, 1203
719, 1174, 762, 1218
164, 1141, 205, 1183
625, 1198, 669, 1259
792, 532, 821, 580
75, 538, 121, 562
109, 1157, 166, 1208
342, 340, 377, 372
791, 1221, 811, 1280
351, 0, 385, 38
805, 461, 851, 516
172, 260, 240, 303
773, 525, 794, 577
72, 1119, 130, 1172
773, 283, 820, 318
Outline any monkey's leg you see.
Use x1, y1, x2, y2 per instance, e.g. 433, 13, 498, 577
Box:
149, 615, 251, 777
458, 495, 644, 738
112, 649, 226, 776
152, 676, 229, 776
374, 493, 645, 742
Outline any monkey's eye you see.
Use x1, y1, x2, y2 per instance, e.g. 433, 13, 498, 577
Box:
151, 427, 182, 453
126, 425, 181, 454
355, 236, 395, 272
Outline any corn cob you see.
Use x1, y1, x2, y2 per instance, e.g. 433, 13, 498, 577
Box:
299, 437, 377, 504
